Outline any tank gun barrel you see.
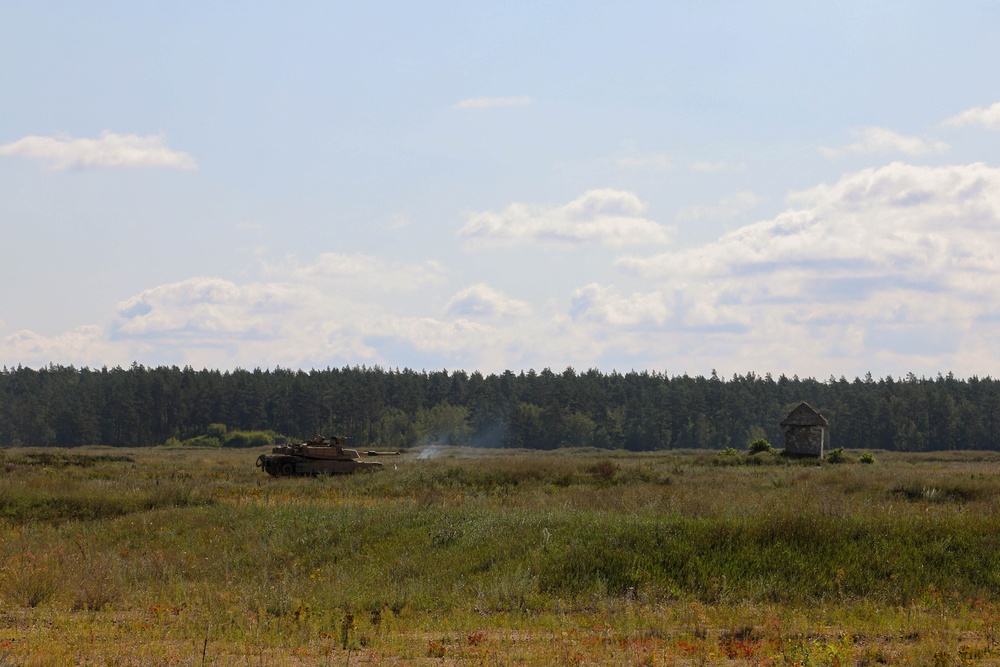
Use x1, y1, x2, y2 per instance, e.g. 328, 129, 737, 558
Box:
363, 451, 400, 456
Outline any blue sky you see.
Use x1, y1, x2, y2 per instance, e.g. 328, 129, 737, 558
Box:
3, 1, 1000, 378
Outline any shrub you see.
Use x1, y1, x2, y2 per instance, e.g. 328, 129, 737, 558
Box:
248, 432, 274, 447
3, 554, 62, 607
719, 447, 740, 456
826, 447, 848, 463
747, 438, 773, 455
859, 452, 877, 464
185, 435, 221, 448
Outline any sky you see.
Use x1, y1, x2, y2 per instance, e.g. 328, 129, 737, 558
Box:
3, 1, 1000, 379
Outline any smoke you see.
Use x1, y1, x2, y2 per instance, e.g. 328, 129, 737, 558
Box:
414, 420, 510, 458
417, 444, 441, 460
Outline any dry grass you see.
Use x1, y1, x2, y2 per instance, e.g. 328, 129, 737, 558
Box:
0, 445, 999, 664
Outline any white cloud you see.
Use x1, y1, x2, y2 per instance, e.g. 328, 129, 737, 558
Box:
1, 326, 116, 367
11, 163, 1000, 377
0, 130, 197, 170
446, 284, 531, 318
454, 96, 533, 110
943, 101, 1000, 130
820, 126, 948, 158
114, 277, 304, 339
102, 271, 536, 371
607, 162, 1000, 375
675, 191, 763, 222
274, 252, 448, 292
570, 283, 670, 327
458, 188, 673, 250
622, 162, 1000, 280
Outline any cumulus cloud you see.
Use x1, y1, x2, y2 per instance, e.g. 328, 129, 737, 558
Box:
820, 127, 948, 158
446, 284, 531, 318
0, 130, 197, 170
276, 252, 448, 292
454, 96, 533, 110
622, 162, 1000, 279
606, 162, 1000, 375
458, 188, 673, 249
1, 326, 116, 367
12, 163, 1000, 377
943, 101, 1000, 130
570, 283, 670, 328
103, 275, 536, 371
114, 277, 305, 339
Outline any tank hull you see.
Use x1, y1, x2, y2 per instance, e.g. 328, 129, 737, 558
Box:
256, 453, 384, 476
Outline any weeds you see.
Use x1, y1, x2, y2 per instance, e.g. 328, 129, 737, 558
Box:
0, 445, 997, 663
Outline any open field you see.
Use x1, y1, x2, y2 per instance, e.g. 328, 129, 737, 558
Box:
1, 446, 1000, 665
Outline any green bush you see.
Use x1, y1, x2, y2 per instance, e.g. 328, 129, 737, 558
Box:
859, 452, 877, 464
719, 447, 740, 456
747, 438, 773, 455
248, 432, 274, 447
826, 447, 848, 463
185, 435, 221, 448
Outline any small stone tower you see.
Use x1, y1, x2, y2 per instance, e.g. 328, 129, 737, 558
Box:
780, 402, 829, 458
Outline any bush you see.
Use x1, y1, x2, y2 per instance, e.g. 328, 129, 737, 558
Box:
184, 435, 221, 448
719, 447, 740, 456
248, 432, 274, 447
826, 447, 848, 463
747, 438, 773, 455
859, 452, 877, 464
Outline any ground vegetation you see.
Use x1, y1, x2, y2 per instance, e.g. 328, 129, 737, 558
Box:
0, 446, 999, 664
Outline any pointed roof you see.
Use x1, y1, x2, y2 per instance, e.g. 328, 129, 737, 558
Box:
780, 402, 828, 427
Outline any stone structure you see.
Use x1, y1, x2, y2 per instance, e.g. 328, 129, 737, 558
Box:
780, 402, 829, 458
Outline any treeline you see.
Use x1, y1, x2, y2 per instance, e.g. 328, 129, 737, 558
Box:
1, 364, 999, 451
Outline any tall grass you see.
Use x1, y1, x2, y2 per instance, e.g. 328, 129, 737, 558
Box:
2, 446, 1000, 663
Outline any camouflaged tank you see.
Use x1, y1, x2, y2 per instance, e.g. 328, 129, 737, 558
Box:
256, 435, 398, 476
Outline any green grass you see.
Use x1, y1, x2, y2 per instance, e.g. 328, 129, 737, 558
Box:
1, 445, 1000, 664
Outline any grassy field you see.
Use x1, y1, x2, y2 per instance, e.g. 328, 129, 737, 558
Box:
1, 446, 1000, 665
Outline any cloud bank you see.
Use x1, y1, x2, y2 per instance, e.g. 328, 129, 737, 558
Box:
605, 162, 1000, 373
0, 131, 197, 170
7, 163, 1000, 378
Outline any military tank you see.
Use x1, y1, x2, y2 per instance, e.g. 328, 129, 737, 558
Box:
256, 435, 399, 476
